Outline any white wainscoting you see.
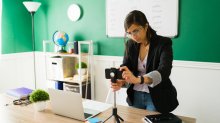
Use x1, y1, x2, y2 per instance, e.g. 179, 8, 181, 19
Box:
171, 61, 220, 123
0, 52, 35, 92
1, 52, 220, 123
0, 52, 53, 93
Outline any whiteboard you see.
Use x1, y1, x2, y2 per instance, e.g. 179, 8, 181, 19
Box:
106, 0, 179, 38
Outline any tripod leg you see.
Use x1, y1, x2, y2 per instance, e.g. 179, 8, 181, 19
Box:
114, 115, 120, 123
103, 91, 124, 123
117, 114, 124, 121
103, 114, 113, 123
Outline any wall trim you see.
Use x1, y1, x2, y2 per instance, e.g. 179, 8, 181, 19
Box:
0, 52, 34, 60
94, 55, 220, 70
1, 53, 220, 70
94, 55, 123, 62
172, 60, 220, 70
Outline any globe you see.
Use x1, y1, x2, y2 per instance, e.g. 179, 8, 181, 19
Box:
53, 31, 69, 53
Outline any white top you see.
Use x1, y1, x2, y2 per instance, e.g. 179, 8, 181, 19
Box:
133, 54, 162, 93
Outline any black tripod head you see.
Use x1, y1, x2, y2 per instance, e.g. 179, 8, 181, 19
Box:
105, 68, 123, 83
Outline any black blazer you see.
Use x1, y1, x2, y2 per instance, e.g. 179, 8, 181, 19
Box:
121, 34, 179, 113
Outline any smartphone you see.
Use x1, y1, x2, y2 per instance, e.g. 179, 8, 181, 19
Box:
105, 68, 123, 79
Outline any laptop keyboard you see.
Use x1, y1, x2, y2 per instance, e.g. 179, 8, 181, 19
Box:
84, 112, 92, 119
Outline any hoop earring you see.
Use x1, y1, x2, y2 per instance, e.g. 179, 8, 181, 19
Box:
145, 24, 148, 30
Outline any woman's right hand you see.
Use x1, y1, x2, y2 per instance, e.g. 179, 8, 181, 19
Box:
111, 80, 125, 92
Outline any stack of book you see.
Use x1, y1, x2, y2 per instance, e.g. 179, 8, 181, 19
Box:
6, 87, 33, 99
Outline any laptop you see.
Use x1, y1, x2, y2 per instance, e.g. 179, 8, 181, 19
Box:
48, 88, 101, 121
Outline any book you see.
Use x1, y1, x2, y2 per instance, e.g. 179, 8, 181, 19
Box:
6, 87, 33, 99
144, 113, 182, 123
86, 118, 102, 123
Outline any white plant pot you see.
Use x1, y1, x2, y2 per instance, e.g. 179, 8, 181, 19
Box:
77, 68, 87, 75
34, 101, 46, 111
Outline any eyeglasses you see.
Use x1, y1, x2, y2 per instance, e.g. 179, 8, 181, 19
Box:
126, 26, 143, 38
13, 98, 31, 106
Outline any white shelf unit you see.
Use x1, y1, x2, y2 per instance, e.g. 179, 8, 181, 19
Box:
43, 40, 94, 99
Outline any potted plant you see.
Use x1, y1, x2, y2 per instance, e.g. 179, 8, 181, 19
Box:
75, 62, 87, 75
29, 89, 49, 111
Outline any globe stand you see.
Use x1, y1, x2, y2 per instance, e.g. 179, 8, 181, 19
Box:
57, 46, 67, 53
103, 76, 124, 123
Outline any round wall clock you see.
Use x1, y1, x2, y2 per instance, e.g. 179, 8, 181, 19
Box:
67, 4, 81, 21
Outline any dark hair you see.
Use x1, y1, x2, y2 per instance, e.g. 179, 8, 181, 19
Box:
124, 10, 156, 57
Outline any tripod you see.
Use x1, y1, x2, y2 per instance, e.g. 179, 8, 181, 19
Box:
103, 77, 124, 123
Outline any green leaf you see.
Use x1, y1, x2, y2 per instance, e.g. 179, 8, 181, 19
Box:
29, 89, 49, 103
75, 62, 87, 69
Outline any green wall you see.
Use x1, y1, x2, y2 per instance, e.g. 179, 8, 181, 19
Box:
2, 0, 32, 53
34, 0, 124, 56
173, 0, 220, 62
2, 0, 220, 63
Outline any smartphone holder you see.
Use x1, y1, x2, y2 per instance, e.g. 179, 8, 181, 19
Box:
103, 68, 124, 123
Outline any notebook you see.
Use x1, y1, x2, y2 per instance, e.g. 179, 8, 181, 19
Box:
6, 87, 33, 99
48, 88, 102, 121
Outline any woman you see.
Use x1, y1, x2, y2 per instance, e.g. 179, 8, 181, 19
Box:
111, 10, 179, 113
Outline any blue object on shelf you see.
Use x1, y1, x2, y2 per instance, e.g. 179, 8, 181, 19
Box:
55, 81, 63, 90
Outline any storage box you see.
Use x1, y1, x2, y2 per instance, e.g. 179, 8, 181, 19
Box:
63, 82, 91, 99
46, 56, 75, 80
55, 81, 63, 90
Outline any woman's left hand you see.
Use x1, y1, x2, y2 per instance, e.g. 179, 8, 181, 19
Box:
120, 66, 140, 84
